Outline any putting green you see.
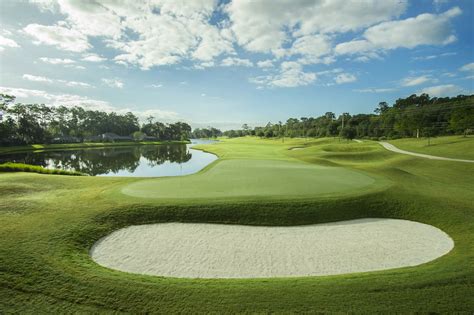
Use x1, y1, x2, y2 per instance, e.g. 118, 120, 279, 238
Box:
122, 159, 377, 199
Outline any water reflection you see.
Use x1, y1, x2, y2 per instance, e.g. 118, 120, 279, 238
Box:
0, 142, 217, 177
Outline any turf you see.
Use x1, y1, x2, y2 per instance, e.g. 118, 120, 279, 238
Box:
389, 135, 474, 160
0, 136, 473, 313
122, 159, 378, 200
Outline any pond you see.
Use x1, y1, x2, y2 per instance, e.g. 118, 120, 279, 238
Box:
0, 139, 218, 177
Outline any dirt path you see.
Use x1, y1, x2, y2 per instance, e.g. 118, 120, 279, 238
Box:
379, 142, 474, 163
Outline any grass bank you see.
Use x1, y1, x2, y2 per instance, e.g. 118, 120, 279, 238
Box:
0, 136, 473, 313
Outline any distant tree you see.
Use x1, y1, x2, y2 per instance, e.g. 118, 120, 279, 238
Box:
340, 126, 356, 140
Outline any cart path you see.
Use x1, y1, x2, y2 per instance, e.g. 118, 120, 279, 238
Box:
379, 142, 474, 163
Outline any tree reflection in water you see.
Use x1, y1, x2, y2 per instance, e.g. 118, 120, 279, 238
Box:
0, 145, 192, 176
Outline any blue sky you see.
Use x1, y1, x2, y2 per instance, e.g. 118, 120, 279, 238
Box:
0, 0, 473, 130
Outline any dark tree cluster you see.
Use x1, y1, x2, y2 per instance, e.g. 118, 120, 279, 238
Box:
190, 127, 223, 138
223, 94, 474, 140
0, 94, 192, 145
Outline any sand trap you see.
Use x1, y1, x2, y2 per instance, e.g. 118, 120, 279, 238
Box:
289, 147, 305, 150
90, 218, 453, 279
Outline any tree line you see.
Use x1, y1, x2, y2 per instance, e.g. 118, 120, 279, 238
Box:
222, 94, 474, 140
0, 94, 191, 145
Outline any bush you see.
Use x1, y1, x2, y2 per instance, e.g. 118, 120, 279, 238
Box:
0, 163, 83, 176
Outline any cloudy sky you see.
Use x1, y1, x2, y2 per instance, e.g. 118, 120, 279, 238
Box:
0, 0, 473, 129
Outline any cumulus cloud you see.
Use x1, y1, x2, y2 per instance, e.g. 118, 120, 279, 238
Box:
23, 22, 91, 52
334, 73, 357, 84
257, 60, 274, 69
102, 78, 124, 88
335, 7, 461, 58
250, 61, 316, 88
221, 57, 253, 67
225, 0, 406, 55
82, 53, 106, 62
419, 84, 463, 96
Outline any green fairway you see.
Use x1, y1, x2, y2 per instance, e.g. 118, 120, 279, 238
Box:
1, 136, 473, 313
389, 135, 474, 160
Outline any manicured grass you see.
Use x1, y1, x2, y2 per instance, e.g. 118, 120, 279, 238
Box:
0, 162, 83, 176
0, 136, 473, 313
389, 135, 474, 160
122, 159, 379, 200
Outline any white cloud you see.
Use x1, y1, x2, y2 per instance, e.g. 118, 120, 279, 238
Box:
23, 22, 91, 52
412, 52, 457, 61
23, 74, 53, 83
419, 84, 463, 96
194, 61, 215, 69
101, 78, 124, 88
250, 61, 316, 88
335, 73, 357, 84
23, 74, 92, 88
401, 75, 435, 87
0, 34, 20, 51
82, 53, 106, 62
39, 57, 75, 64
335, 7, 461, 57
257, 60, 274, 68
221, 57, 253, 67
459, 62, 474, 72
354, 88, 396, 93
58, 80, 92, 88
225, 0, 406, 55
146, 84, 163, 88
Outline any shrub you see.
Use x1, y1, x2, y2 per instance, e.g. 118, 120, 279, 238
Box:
0, 163, 83, 176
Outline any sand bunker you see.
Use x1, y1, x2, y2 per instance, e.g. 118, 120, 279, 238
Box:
289, 147, 305, 150
90, 218, 453, 279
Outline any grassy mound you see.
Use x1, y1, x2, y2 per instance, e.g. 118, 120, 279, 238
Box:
0, 136, 473, 313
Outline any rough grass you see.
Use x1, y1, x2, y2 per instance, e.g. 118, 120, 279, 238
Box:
0, 136, 473, 313
0, 162, 83, 176
389, 135, 474, 160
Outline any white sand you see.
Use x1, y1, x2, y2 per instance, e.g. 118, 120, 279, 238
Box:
380, 142, 474, 163
90, 218, 453, 279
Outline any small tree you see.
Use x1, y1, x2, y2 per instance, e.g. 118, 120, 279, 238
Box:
341, 126, 356, 141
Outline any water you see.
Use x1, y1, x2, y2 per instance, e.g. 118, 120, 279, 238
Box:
0, 139, 218, 177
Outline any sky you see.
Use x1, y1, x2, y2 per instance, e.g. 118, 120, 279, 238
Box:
0, 0, 473, 130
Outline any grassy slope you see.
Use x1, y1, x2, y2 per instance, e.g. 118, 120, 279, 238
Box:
389, 135, 474, 160
0, 136, 473, 313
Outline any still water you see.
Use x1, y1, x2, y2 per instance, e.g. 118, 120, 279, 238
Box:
0, 139, 218, 177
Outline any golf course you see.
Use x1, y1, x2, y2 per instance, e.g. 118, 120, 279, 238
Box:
1, 136, 473, 313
